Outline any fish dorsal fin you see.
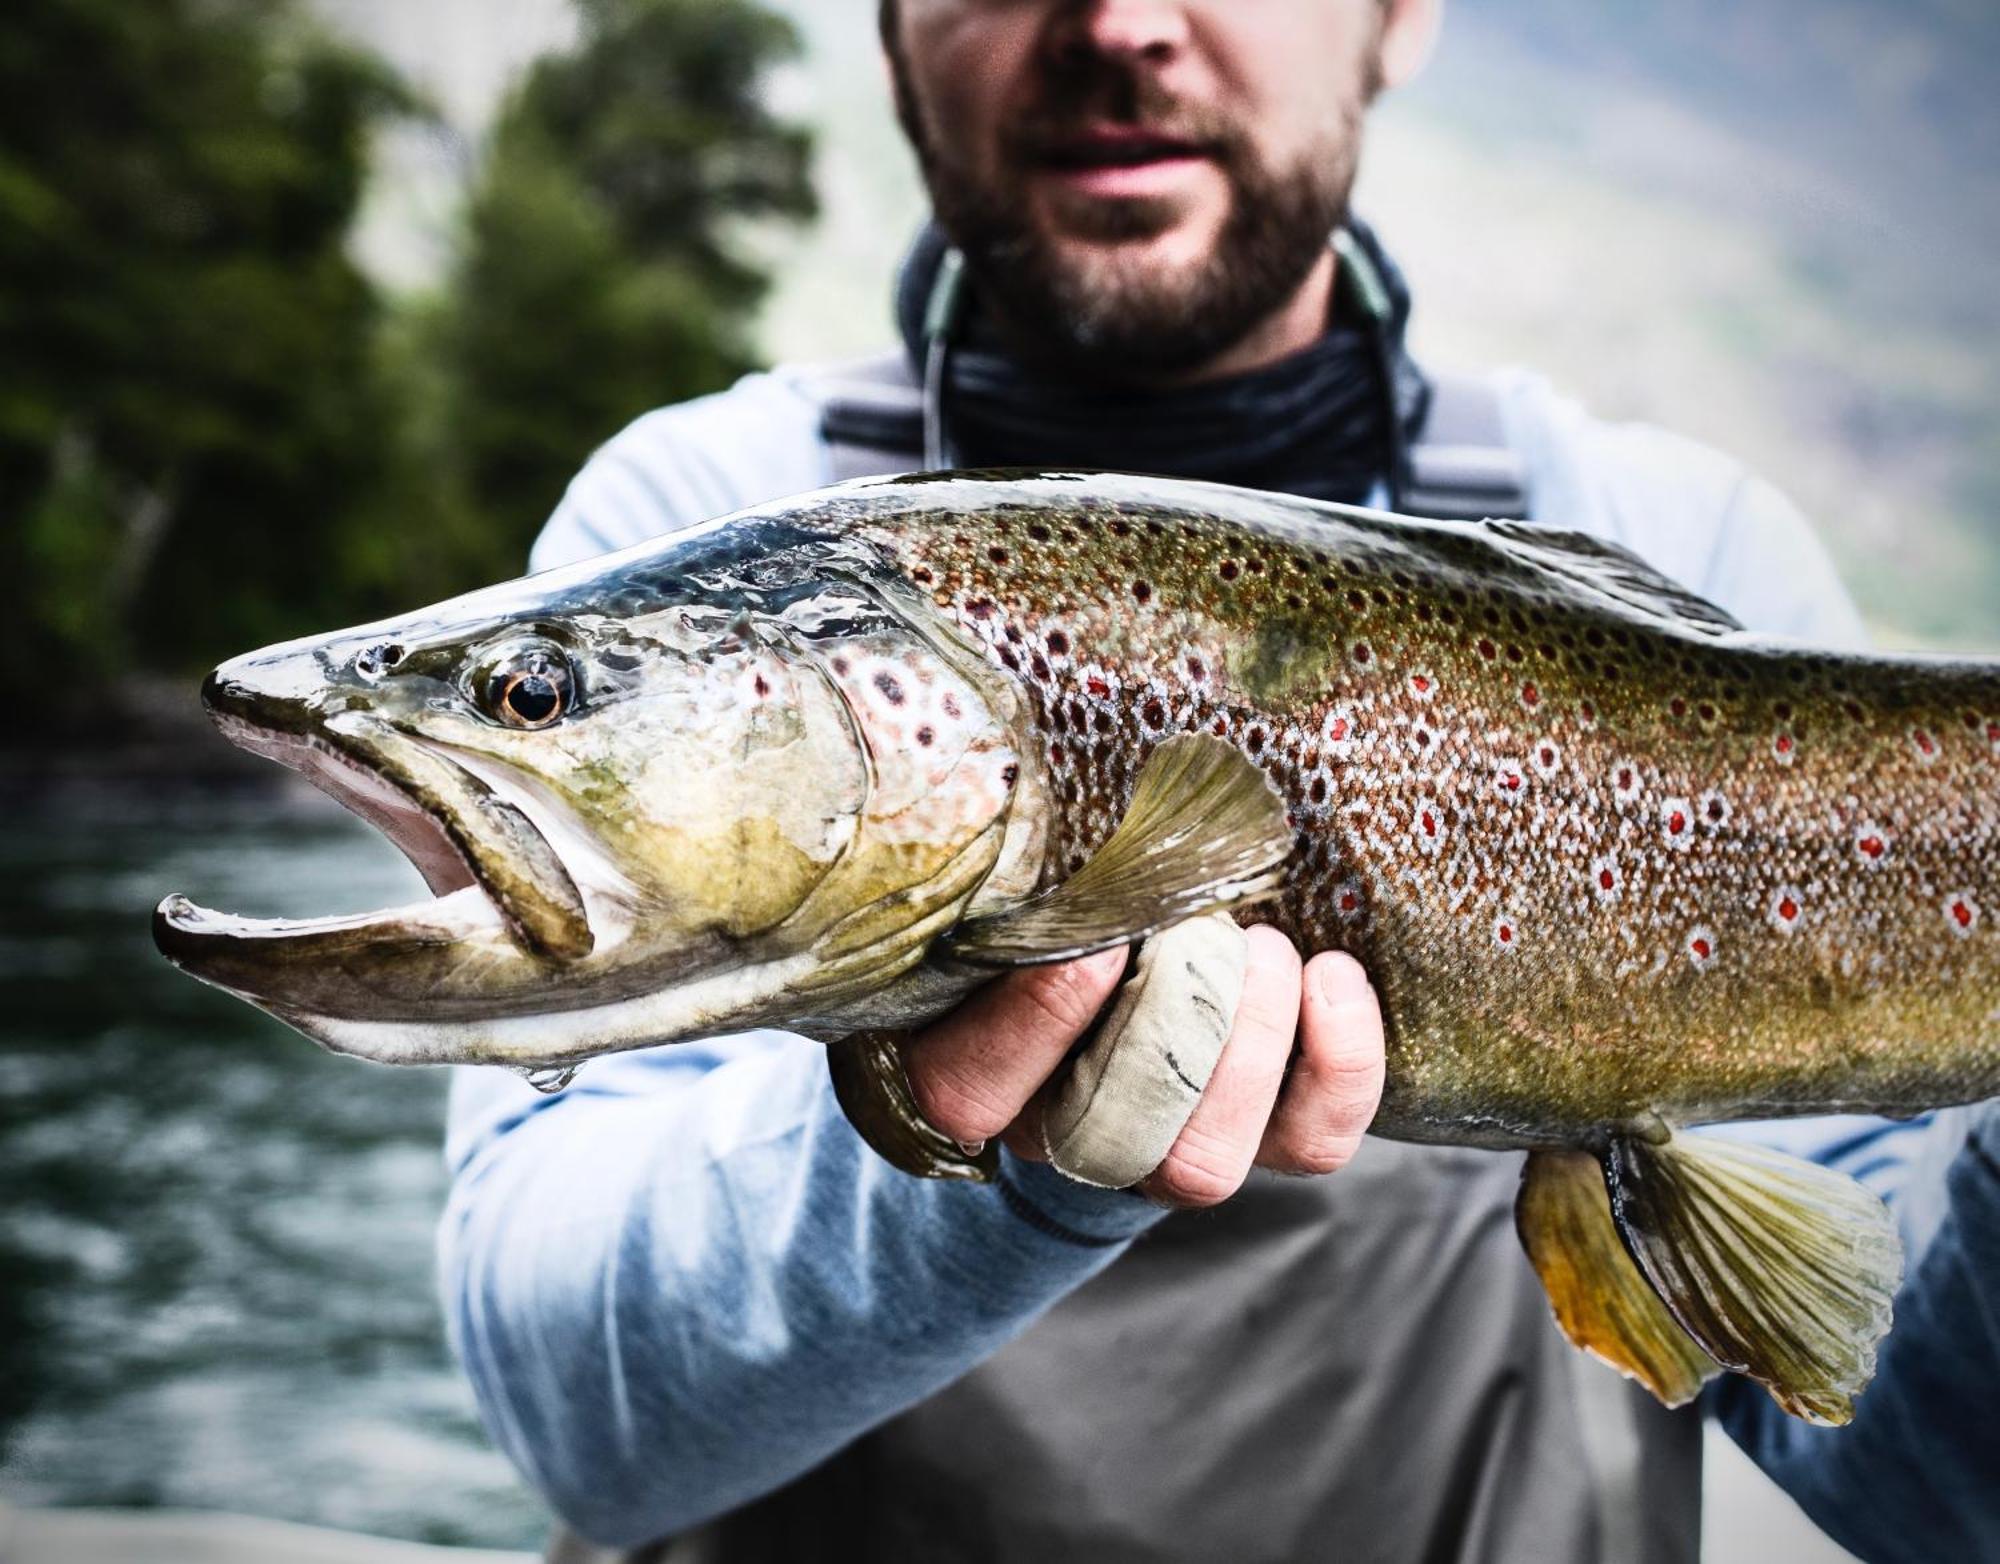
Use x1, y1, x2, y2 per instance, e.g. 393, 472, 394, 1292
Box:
946, 733, 1291, 966
1484, 522, 1744, 637
1517, 1150, 1720, 1407
1605, 1132, 1904, 1424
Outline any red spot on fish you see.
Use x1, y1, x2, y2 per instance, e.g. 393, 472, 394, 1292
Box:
1856, 830, 1888, 864
1911, 728, 1939, 763
1352, 642, 1373, 666
1336, 881, 1363, 920
1702, 792, 1729, 827
1520, 682, 1541, 709
1578, 700, 1597, 726
1049, 744, 1065, 768
1946, 893, 1981, 936
1410, 672, 1433, 697
1688, 928, 1717, 969
1494, 763, 1525, 798
1613, 764, 1639, 800
1532, 741, 1561, 778
1592, 856, 1621, 902
1773, 730, 1795, 764
1478, 638, 1497, 660
1086, 675, 1110, 699
1492, 916, 1518, 952
1768, 887, 1804, 934
1412, 724, 1434, 751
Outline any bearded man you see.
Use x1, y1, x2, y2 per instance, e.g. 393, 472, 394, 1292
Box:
441, 4, 1999, 1561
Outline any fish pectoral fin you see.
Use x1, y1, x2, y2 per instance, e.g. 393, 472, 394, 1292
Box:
1517, 1149, 1721, 1408
827, 1031, 998, 1183
944, 733, 1291, 966
1604, 1132, 1905, 1425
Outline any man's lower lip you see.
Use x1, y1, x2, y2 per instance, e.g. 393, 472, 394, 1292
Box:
1038, 154, 1212, 198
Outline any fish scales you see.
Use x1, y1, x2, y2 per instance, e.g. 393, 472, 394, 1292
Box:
844, 484, 2000, 1147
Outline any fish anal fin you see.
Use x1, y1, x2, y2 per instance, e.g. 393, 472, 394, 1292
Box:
946, 733, 1291, 966
1517, 1149, 1720, 1407
827, 1030, 996, 1183
1606, 1133, 1904, 1426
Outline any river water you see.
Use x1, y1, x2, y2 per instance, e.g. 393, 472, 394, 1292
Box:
0, 779, 545, 1549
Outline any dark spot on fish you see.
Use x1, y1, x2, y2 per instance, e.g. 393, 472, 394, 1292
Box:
1050, 743, 1066, 768
1247, 727, 1266, 754
1046, 629, 1070, 656
999, 647, 1020, 671
967, 598, 994, 620
989, 546, 1010, 564
1005, 624, 1023, 643
1001, 763, 1018, 787
1132, 580, 1153, 604
753, 675, 770, 698
874, 671, 906, 705
832, 656, 850, 676
1031, 655, 1051, 681
1028, 523, 1051, 542
1094, 710, 1112, 734
1310, 777, 1327, 804
1248, 557, 1266, 574
1670, 697, 1688, 718
942, 692, 961, 719
1220, 560, 1240, 581
1478, 638, 1497, 660
912, 566, 934, 585
1087, 675, 1110, 698
1143, 698, 1166, 728
916, 726, 934, 747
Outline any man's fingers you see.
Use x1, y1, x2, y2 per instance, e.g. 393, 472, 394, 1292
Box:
904, 946, 1128, 1145
1257, 951, 1385, 1175
1140, 926, 1301, 1209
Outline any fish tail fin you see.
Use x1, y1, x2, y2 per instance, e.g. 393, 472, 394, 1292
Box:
1518, 1134, 1905, 1424
1517, 1149, 1720, 1408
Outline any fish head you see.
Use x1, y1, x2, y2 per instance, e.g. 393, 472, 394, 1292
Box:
154, 537, 1048, 1069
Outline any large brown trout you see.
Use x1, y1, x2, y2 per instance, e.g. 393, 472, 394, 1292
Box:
155, 471, 2000, 1425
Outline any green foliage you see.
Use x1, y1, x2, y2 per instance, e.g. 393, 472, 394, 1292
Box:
429, 0, 815, 567
2, 0, 814, 716
0, 0, 413, 696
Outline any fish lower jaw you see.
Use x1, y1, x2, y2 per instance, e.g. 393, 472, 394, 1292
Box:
276, 946, 833, 1070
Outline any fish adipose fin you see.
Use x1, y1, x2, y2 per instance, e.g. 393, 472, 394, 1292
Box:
1484, 522, 1745, 637
828, 1030, 997, 1183
1602, 1133, 1904, 1424
1518, 1150, 1721, 1407
946, 733, 1292, 966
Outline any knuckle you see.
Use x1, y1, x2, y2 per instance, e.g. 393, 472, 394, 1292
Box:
1278, 1130, 1364, 1178
1149, 1126, 1248, 1209
906, 1061, 1011, 1142
1014, 957, 1116, 1040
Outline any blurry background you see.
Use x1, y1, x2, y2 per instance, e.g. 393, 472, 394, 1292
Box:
2, 0, 1994, 1557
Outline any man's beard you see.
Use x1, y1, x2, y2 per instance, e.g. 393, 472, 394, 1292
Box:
895, 55, 1369, 378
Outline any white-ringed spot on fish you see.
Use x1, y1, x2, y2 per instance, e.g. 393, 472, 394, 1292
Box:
1767, 886, 1806, 936
1855, 826, 1891, 867
1323, 708, 1357, 756
1945, 892, 1981, 937
1698, 791, 1730, 831
1409, 721, 1437, 757
1492, 913, 1521, 953
1576, 699, 1598, 730
1350, 640, 1374, 670
1493, 761, 1526, 801
1772, 730, 1797, 766
1409, 670, 1436, 702
1910, 727, 1940, 765
1590, 855, 1622, 904
1334, 879, 1364, 922
1686, 926, 1718, 970
1519, 681, 1543, 712
1530, 739, 1562, 780
1413, 802, 1447, 855
1611, 761, 1643, 805
1661, 798, 1695, 850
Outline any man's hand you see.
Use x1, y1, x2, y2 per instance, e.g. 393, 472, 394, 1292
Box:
904, 929, 1386, 1208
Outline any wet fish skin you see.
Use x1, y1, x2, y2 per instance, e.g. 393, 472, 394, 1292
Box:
842, 474, 2000, 1146
152, 470, 2000, 1423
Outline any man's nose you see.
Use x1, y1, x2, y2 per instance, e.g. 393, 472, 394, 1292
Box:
1053, 0, 1192, 66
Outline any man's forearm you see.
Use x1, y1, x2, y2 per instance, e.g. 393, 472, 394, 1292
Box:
438, 1033, 1164, 1549
1714, 1106, 2000, 1562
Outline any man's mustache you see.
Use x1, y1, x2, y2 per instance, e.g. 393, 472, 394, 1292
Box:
1002, 72, 1248, 169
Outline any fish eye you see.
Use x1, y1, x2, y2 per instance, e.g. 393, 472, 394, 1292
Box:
485, 648, 574, 730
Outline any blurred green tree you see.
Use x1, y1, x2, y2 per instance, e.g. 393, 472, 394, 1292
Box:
0, 0, 413, 699
428, 0, 816, 568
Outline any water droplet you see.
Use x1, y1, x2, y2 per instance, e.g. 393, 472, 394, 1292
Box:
520, 1065, 578, 1094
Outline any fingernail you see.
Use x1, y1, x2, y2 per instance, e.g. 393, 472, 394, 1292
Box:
1314, 952, 1372, 1007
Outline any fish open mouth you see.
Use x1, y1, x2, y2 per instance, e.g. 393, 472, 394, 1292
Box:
154, 695, 594, 1024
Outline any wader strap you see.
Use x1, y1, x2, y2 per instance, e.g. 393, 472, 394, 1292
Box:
806, 352, 1532, 521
